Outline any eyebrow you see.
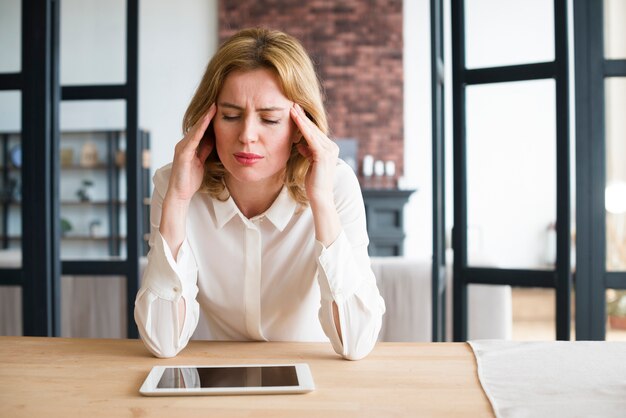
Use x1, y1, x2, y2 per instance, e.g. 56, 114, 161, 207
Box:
218, 102, 285, 112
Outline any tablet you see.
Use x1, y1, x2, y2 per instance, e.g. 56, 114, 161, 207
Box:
139, 363, 315, 396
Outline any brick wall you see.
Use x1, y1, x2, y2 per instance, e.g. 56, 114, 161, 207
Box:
219, 0, 404, 183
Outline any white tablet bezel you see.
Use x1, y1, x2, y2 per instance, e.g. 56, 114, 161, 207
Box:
139, 363, 315, 396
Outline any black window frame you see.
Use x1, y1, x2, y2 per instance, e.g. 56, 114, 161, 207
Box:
449, 0, 572, 341
574, 0, 626, 340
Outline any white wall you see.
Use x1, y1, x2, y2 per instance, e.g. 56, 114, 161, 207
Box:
402, 0, 432, 259
139, 0, 218, 171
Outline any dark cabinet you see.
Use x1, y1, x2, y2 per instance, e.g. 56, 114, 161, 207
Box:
362, 189, 416, 256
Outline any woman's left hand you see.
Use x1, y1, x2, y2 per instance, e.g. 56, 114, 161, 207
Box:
290, 103, 343, 341
290, 103, 339, 205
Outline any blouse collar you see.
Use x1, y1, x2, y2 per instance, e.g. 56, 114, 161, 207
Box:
212, 185, 298, 232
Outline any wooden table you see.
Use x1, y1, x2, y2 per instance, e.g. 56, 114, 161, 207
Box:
0, 337, 493, 417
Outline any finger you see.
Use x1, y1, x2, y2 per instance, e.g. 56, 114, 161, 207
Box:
188, 103, 216, 147
290, 103, 321, 148
196, 136, 213, 163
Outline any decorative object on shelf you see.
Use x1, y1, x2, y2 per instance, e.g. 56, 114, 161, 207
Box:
362, 155, 374, 177
0, 178, 17, 202
374, 160, 385, 177
385, 161, 396, 177
384, 160, 396, 189
60, 148, 74, 167
9, 144, 21, 168
80, 141, 99, 167
115, 150, 126, 168
76, 179, 94, 202
60, 218, 73, 237
142, 149, 151, 169
89, 219, 103, 238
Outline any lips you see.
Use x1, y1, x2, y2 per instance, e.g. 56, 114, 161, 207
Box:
234, 152, 264, 165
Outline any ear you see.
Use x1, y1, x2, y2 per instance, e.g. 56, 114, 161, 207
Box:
291, 130, 303, 144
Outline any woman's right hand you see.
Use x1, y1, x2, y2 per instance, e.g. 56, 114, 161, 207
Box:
165, 104, 217, 202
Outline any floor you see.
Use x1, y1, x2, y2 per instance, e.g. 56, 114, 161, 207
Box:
511, 288, 626, 341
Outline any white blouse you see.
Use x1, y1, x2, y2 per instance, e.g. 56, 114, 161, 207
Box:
134, 160, 386, 360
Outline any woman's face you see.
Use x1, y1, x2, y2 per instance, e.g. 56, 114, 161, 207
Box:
214, 68, 298, 190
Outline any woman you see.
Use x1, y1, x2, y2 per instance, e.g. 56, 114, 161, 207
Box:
134, 28, 385, 360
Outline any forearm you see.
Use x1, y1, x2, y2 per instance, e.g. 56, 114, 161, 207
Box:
310, 194, 343, 340
316, 232, 386, 360
310, 194, 341, 247
159, 195, 190, 259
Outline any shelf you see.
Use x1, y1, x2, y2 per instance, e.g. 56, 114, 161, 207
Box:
0, 235, 127, 241
62, 235, 127, 241
0, 164, 123, 171
61, 200, 126, 206
60, 164, 111, 170
3, 200, 150, 206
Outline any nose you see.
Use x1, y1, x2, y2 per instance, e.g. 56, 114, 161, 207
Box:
238, 116, 259, 144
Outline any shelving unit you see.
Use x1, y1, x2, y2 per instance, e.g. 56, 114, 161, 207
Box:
0, 130, 151, 259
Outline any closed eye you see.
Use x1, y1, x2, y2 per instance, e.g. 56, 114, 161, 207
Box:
263, 119, 280, 125
222, 115, 240, 121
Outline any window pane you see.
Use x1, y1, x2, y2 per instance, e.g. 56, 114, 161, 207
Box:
465, 0, 554, 69
60, 100, 127, 260
606, 289, 626, 341
0, 91, 22, 267
510, 288, 561, 341
605, 78, 626, 271
0, 286, 22, 336
61, 0, 126, 85
604, 0, 626, 59
467, 283, 513, 340
61, 275, 126, 338
466, 80, 556, 270
0, 0, 21, 73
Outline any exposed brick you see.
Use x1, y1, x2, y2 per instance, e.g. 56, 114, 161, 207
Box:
219, 0, 404, 184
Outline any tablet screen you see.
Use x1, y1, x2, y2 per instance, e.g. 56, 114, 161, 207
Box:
157, 366, 299, 389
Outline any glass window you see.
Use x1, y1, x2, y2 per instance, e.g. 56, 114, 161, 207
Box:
60, 0, 126, 85
0, 0, 21, 73
0, 286, 22, 336
604, 0, 626, 59
606, 289, 626, 341
465, 0, 554, 69
605, 78, 626, 271
0, 91, 22, 267
509, 287, 558, 341
60, 100, 127, 260
466, 79, 556, 270
61, 275, 126, 338
467, 283, 514, 340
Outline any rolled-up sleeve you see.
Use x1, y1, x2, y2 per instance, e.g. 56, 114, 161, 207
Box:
134, 166, 200, 358
315, 162, 386, 360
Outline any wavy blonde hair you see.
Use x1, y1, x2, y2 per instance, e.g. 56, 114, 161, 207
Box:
182, 27, 328, 205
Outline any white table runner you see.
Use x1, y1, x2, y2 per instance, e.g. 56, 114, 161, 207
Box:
469, 340, 626, 418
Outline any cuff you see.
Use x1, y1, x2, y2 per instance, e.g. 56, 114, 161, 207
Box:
142, 231, 198, 301
316, 230, 362, 303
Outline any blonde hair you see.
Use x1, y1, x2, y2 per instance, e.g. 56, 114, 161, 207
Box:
183, 27, 328, 205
